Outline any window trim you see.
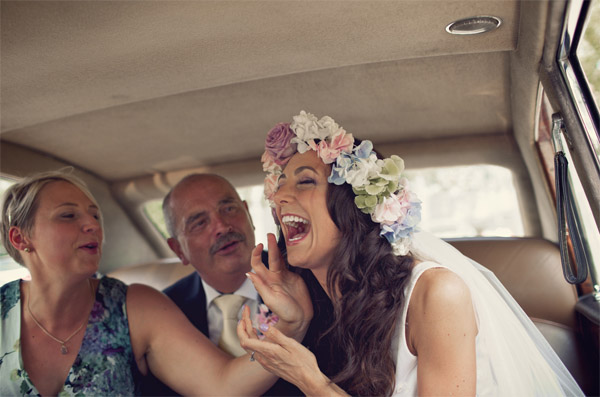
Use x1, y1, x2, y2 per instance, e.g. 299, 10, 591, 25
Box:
557, 0, 600, 172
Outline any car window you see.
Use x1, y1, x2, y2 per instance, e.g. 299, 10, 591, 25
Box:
552, 0, 600, 291
575, 0, 599, 113
404, 165, 524, 238
143, 165, 525, 247
560, 0, 600, 160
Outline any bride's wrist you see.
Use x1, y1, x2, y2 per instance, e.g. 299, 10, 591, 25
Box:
273, 317, 309, 342
302, 373, 347, 397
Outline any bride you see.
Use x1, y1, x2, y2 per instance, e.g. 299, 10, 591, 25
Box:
238, 111, 583, 396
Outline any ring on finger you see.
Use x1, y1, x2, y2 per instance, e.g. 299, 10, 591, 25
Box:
250, 351, 256, 362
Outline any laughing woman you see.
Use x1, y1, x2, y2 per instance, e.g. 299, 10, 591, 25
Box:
0, 170, 311, 396
238, 111, 583, 396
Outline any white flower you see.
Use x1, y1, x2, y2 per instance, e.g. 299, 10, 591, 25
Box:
318, 116, 342, 140
346, 154, 381, 187
365, 154, 383, 178
291, 111, 321, 141
391, 239, 411, 256
290, 136, 313, 153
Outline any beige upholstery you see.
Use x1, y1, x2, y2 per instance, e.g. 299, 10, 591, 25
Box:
448, 238, 590, 391
448, 238, 578, 328
107, 258, 194, 291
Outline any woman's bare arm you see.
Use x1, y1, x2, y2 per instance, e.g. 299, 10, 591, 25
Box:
408, 268, 478, 396
127, 284, 282, 396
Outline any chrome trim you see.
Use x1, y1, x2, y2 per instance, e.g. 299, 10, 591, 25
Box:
557, 0, 600, 172
551, 114, 566, 154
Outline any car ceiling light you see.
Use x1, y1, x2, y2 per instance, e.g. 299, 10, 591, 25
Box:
446, 16, 502, 35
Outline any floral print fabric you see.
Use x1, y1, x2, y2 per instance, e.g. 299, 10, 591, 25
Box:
0, 277, 137, 396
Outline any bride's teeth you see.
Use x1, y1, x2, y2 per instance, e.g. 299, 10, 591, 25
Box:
282, 215, 308, 225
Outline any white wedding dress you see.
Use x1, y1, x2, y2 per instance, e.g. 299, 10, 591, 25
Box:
392, 232, 583, 396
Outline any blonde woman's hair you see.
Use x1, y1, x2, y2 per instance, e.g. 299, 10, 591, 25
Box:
1, 169, 102, 265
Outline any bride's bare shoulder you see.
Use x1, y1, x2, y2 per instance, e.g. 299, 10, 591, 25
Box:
411, 267, 471, 312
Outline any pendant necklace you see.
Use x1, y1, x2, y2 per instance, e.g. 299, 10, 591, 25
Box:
27, 279, 95, 355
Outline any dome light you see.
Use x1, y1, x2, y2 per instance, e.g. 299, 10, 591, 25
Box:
446, 16, 502, 35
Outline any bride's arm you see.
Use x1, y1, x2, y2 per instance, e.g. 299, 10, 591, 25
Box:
408, 268, 478, 396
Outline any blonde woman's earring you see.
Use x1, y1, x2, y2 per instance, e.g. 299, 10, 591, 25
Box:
24, 248, 30, 253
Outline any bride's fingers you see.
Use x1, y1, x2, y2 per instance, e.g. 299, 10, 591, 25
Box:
242, 305, 258, 339
238, 318, 284, 360
251, 243, 272, 278
237, 307, 249, 341
245, 272, 273, 305
266, 233, 285, 274
238, 306, 259, 354
251, 243, 264, 268
259, 324, 295, 349
241, 335, 282, 356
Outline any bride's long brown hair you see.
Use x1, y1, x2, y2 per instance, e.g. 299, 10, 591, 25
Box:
275, 143, 416, 395
322, 180, 414, 396
278, 176, 415, 395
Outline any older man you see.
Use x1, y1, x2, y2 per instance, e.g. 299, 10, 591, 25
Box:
140, 174, 341, 396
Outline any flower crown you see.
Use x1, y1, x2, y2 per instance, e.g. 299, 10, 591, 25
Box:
261, 111, 421, 256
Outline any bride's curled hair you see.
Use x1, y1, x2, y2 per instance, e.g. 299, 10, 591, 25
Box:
325, 179, 414, 396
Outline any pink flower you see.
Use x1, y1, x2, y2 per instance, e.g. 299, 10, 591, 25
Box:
263, 173, 279, 204
257, 304, 279, 340
265, 123, 298, 165
316, 130, 354, 164
307, 139, 319, 152
261, 151, 280, 174
371, 193, 411, 225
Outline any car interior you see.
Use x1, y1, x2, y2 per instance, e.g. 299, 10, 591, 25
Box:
1, 0, 599, 394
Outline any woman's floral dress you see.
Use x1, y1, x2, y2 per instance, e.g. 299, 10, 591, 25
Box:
0, 277, 138, 396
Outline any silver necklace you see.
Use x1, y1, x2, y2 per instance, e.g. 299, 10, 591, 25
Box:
27, 279, 95, 355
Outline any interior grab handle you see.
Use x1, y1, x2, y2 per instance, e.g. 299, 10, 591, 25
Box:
552, 113, 589, 284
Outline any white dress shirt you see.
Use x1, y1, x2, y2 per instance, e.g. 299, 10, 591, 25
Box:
202, 277, 259, 345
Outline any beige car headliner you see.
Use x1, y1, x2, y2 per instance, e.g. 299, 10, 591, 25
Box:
1, 0, 538, 182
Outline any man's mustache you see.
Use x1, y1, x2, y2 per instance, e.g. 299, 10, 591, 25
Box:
210, 231, 245, 255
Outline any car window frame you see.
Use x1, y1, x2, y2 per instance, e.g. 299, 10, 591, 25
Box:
544, 0, 600, 297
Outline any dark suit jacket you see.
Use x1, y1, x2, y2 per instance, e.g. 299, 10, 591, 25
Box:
139, 254, 341, 396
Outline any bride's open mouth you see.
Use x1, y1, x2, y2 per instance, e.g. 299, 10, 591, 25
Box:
281, 214, 310, 244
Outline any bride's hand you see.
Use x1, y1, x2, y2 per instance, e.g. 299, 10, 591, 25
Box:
238, 307, 341, 396
246, 233, 313, 341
